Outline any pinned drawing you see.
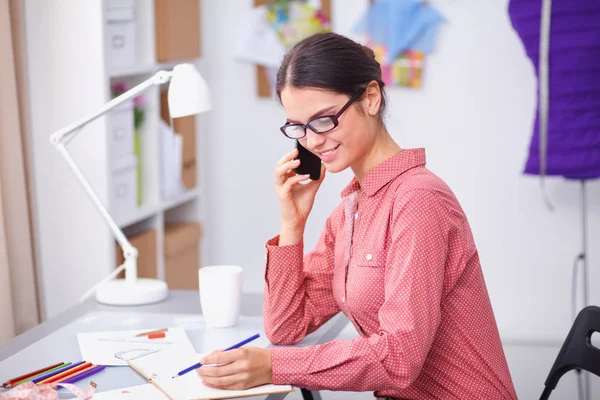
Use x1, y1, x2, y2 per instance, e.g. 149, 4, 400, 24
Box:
354, 0, 444, 88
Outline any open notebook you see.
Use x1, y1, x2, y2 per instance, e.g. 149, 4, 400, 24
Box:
128, 348, 293, 400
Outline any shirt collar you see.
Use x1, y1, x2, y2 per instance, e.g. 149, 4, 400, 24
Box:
341, 148, 426, 198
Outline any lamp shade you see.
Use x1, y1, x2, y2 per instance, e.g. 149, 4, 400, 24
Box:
168, 63, 211, 118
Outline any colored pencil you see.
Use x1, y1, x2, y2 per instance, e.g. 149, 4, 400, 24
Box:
172, 333, 260, 379
135, 327, 168, 337
31, 362, 75, 384
12, 363, 69, 386
39, 362, 91, 384
53, 364, 97, 384
2, 362, 63, 387
60, 365, 105, 385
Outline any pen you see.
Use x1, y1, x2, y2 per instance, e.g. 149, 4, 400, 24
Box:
172, 333, 261, 379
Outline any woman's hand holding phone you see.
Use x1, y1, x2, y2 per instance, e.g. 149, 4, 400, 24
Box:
275, 148, 325, 246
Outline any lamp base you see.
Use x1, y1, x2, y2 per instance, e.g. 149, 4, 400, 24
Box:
95, 278, 169, 306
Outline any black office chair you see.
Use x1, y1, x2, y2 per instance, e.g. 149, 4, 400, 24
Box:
540, 305, 600, 399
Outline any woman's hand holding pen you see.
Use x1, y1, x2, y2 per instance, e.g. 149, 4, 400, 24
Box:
197, 347, 272, 390
275, 148, 325, 245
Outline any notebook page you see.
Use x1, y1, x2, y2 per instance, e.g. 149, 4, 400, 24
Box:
91, 383, 166, 399
160, 372, 293, 400
129, 349, 293, 400
129, 348, 200, 383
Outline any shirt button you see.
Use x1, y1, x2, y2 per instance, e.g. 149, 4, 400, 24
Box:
354, 213, 358, 220
366, 254, 373, 260
342, 296, 345, 303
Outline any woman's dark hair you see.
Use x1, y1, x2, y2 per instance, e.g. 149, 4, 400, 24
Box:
276, 32, 387, 116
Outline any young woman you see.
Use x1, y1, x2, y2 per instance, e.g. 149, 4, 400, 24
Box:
198, 32, 517, 400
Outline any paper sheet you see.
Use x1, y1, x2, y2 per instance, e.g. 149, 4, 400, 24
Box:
77, 327, 196, 366
234, 6, 286, 68
91, 383, 166, 399
130, 349, 293, 400
263, 1, 330, 50
160, 120, 185, 200
353, 0, 443, 62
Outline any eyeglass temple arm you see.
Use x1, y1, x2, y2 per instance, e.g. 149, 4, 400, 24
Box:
334, 87, 366, 118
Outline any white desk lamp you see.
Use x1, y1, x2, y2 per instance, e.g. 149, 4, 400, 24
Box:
49, 63, 211, 306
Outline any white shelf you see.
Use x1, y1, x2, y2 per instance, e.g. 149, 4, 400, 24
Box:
108, 60, 200, 79
115, 188, 201, 228
162, 188, 200, 211
116, 202, 160, 228
156, 60, 199, 71
108, 63, 158, 78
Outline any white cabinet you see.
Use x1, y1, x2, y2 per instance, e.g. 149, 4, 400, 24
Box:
108, 100, 135, 159
111, 154, 138, 218
105, 0, 136, 68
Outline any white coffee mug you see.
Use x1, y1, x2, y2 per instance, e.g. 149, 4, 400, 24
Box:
199, 265, 243, 328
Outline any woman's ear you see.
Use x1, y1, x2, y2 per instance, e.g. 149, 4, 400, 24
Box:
364, 81, 382, 116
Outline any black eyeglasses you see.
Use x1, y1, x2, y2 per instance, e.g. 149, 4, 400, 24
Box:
280, 88, 366, 139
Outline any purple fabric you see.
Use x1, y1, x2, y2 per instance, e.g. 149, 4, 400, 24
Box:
508, 0, 600, 180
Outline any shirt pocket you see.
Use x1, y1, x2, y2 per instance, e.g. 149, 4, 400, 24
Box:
350, 249, 386, 268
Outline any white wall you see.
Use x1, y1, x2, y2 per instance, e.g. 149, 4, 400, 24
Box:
24, 0, 112, 318
200, 0, 600, 343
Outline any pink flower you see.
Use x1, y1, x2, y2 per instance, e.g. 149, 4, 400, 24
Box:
133, 95, 144, 107
111, 81, 128, 94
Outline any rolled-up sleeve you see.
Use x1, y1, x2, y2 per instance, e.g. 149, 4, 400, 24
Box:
263, 207, 342, 345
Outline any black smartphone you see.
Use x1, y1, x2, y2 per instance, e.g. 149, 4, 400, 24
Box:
294, 140, 321, 181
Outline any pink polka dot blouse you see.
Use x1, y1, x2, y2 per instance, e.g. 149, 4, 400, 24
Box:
263, 148, 517, 399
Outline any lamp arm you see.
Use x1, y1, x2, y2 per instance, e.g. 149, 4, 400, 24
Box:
49, 70, 173, 146
55, 143, 138, 295
48, 69, 173, 301
54, 143, 135, 258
